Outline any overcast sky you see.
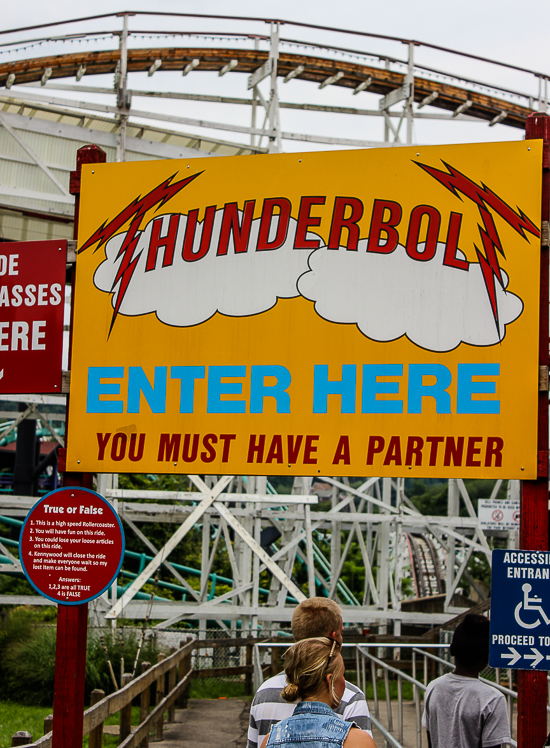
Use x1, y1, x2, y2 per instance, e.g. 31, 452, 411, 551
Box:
2, 1, 550, 150
4, 0, 549, 69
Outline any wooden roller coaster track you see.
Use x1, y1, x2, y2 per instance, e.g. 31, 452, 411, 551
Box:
0, 46, 534, 130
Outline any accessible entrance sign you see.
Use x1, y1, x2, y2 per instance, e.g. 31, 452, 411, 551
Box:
0, 240, 66, 394
489, 549, 550, 671
19, 487, 124, 604
67, 141, 542, 477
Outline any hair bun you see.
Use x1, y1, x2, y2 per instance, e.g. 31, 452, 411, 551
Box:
281, 683, 300, 703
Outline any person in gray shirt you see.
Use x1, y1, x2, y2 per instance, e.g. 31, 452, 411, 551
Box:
422, 614, 511, 748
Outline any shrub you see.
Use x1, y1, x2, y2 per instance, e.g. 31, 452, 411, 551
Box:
0, 608, 164, 705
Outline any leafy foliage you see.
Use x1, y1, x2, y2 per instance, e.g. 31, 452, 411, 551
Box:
0, 608, 164, 705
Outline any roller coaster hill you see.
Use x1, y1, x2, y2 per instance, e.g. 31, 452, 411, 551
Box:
0, 11, 537, 632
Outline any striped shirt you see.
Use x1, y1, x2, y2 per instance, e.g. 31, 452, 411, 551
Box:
247, 673, 373, 748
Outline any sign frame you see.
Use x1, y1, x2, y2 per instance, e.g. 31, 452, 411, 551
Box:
68, 141, 543, 478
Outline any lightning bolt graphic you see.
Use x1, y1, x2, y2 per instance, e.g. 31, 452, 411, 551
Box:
79, 171, 202, 333
415, 160, 540, 333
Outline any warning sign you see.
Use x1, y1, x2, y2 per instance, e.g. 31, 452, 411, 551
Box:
478, 498, 520, 531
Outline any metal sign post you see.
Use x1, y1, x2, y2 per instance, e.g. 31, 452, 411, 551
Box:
18, 487, 124, 748
52, 144, 107, 748
518, 113, 550, 748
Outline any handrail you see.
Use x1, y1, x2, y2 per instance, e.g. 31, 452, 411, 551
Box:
15, 638, 195, 748
1, 12, 549, 79
357, 646, 427, 691
412, 648, 518, 699
355, 642, 518, 748
368, 714, 403, 748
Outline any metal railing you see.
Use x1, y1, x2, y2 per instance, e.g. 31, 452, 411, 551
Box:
356, 643, 518, 748
255, 641, 519, 748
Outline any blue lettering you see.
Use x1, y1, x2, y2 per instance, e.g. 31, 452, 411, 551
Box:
250, 365, 291, 413
207, 365, 246, 413
362, 364, 403, 413
86, 367, 124, 413
171, 366, 205, 413
127, 366, 167, 413
313, 364, 356, 413
457, 363, 500, 414
408, 364, 451, 414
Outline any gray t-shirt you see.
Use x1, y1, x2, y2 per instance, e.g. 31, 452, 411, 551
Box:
422, 673, 511, 748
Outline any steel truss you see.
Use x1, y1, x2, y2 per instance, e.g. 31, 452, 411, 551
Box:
0, 396, 513, 628
93, 473, 503, 629
0, 458, 508, 631
0, 14, 528, 628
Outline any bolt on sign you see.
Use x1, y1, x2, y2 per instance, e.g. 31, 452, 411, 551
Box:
0, 240, 66, 393
67, 142, 542, 477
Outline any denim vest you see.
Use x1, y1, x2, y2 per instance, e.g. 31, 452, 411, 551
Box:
265, 701, 354, 748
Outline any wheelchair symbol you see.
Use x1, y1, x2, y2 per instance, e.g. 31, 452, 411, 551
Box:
515, 583, 550, 629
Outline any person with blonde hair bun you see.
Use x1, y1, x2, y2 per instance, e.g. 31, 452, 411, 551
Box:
260, 638, 376, 748
248, 598, 372, 748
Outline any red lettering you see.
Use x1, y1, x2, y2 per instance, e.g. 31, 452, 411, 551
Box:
443, 436, 464, 467
111, 433, 127, 461
247, 434, 265, 462
406, 205, 440, 261
332, 435, 351, 465
217, 201, 255, 256
182, 433, 199, 462
257, 199, 291, 251
426, 436, 444, 466
367, 200, 402, 254
158, 433, 181, 461
443, 212, 469, 270
366, 436, 385, 465
128, 433, 145, 462
383, 436, 402, 466
294, 197, 325, 250
328, 198, 363, 250
465, 436, 483, 467
145, 215, 179, 271
405, 436, 424, 466
303, 435, 319, 464
219, 434, 236, 462
485, 437, 504, 467
182, 206, 216, 261
97, 432, 111, 461
201, 433, 217, 463
266, 435, 284, 464
287, 435, 303, 464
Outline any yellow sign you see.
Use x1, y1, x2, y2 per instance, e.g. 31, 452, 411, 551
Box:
68, 141, 542, 478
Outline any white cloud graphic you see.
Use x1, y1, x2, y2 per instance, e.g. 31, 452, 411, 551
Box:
93, 211, 523, 352
297, 240, 523, 352
94, 211, 316, 326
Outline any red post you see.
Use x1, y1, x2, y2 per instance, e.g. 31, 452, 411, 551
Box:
52, 144, 107, 748
517, 114, 550, 748
52, 605, 89, 748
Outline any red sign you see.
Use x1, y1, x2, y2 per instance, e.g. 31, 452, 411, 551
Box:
19, 487, 124, 604
0, 240, 66, 394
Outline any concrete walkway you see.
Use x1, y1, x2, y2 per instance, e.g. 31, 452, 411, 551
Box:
370, 700, 422, 747
154, 699, 251, 748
